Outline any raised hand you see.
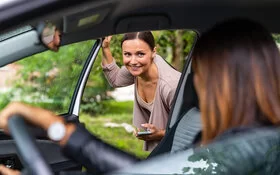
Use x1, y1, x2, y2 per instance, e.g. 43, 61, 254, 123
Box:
102, 36, 112, 48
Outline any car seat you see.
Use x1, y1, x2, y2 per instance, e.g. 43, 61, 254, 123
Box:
148, 71, 201, 157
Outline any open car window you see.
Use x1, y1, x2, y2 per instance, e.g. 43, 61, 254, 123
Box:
80, 30, 197, 158
0, 40, 96, 115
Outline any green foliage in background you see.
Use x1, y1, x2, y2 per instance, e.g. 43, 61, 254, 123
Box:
154, 30, 197, 70
80, 100, 150, 159
80, 55, 112, 115
0, 93, 13, 110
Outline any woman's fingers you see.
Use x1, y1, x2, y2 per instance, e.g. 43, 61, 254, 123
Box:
0, 102, 63, 132
141, 123, 156, 131
0, 102, 24, 133
133, 128, 141, 136
107, 36, 112, 42
136, 123, 164, 141
102, 36, 112, 48
0, 165, 20, 175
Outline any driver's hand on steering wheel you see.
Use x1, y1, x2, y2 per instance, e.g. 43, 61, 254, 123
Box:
0, 165, 20, 175
0, 102, 56, 133
0, 102, 76, 146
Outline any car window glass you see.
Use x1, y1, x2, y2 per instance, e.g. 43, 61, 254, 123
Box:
0, 40, 96, 115
80, 30, 197, 158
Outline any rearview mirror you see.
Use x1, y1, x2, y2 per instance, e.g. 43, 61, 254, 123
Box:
39, 22, 61, 52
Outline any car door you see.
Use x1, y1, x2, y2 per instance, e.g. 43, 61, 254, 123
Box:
0, 27, 102, 173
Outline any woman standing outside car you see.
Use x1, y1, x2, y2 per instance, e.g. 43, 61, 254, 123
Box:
101, 32, 181, 151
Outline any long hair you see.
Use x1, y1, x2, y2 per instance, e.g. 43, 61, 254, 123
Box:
192, 19, 280, 144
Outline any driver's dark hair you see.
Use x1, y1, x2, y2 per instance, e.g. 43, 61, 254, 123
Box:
192, 18, 280, 144
121, 31, 155, 50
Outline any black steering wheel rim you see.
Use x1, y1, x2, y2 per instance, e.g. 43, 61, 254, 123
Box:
8, 115, 53, 175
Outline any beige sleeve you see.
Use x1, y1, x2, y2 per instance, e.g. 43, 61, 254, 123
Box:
102, 60, 134, 87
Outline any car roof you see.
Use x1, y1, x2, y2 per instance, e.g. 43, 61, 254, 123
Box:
1, 0, 280, 66
2, 0, 280, 37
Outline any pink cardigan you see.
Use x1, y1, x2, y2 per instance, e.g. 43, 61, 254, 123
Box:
102, 55, 181, 151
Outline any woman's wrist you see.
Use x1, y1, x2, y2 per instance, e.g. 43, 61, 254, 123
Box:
102, 48, 113, 65
102, 46, 111, 54
156, 129, 165, 140
31, 105, 76, 146
45, 117, 76, 146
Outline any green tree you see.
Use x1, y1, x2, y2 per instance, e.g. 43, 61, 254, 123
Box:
154, 30, 197, 71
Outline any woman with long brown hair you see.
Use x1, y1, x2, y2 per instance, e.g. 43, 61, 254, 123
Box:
192, 18, 280, 144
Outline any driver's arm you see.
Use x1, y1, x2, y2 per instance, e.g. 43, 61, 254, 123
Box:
60, 124, 139, 174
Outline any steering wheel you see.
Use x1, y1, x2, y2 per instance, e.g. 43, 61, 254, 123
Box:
8, 115, 53, 175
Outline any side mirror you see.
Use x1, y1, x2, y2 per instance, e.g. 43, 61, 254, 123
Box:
38, 22, 61, 52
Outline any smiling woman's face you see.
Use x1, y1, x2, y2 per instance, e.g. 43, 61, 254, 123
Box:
122, 39, 155, 77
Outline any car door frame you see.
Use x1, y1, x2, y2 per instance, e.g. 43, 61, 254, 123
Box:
66, 38, 102, 120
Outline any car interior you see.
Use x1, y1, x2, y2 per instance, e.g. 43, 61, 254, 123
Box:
0, 0, 280, 174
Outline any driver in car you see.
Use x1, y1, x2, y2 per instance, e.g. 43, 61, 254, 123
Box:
1, 18, 280, 175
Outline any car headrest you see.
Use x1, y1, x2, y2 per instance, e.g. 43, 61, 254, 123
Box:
169, 71, 199, 128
